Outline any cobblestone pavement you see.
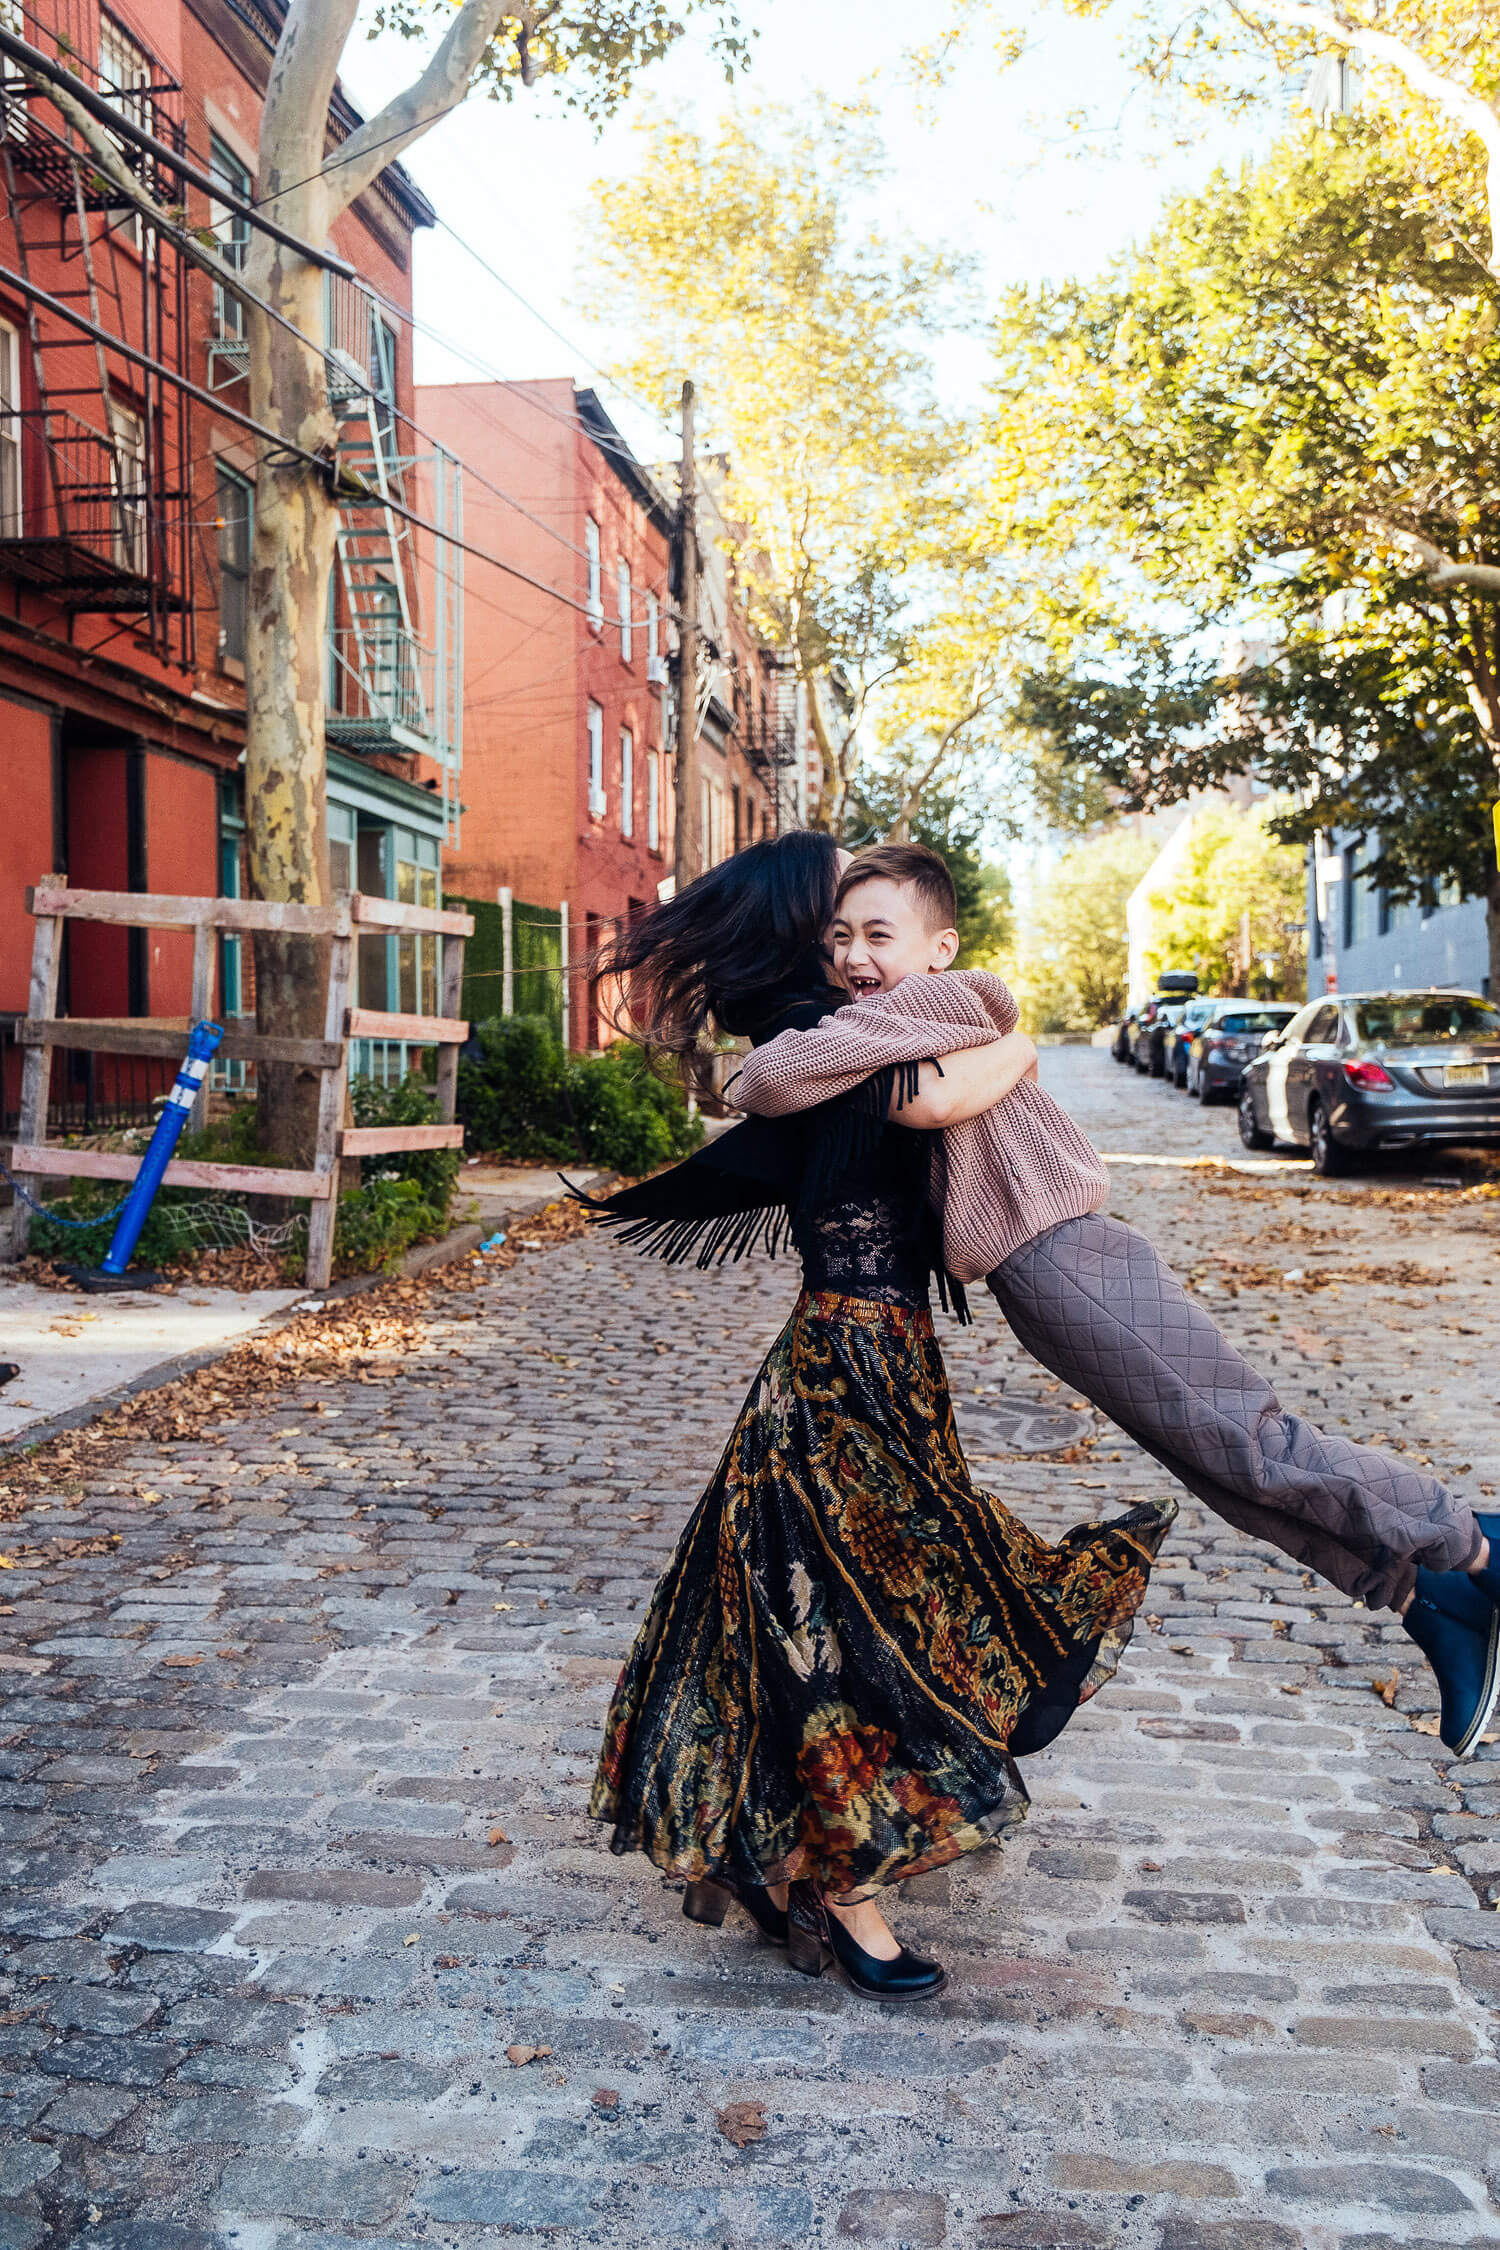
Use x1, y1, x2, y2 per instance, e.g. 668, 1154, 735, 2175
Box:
3, 1048, 1500, 2250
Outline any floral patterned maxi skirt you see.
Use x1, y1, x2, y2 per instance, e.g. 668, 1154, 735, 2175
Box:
591, 1291, 1175, 1902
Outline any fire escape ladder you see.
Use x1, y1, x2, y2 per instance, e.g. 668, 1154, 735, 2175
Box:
64, 150, 130, 576
333, 396, 428, 745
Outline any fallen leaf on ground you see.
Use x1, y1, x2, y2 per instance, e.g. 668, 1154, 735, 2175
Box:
492, 1602, 513, 1612
1279, 1684, 1302, 1697
1410, 1717, 1440, 1736
592, 2088, 620, 2111
716, 2101, 767, 2148
161, 1654, 202, 1668
506, 2044, 552, 2067
433, 1955, 461, 1969
488, 1826, 508, 1847
1372, 1669, 1400, 1708
402, 1933, 419, 1947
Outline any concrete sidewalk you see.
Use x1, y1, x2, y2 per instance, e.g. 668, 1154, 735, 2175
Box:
0, 1277, 306, 1448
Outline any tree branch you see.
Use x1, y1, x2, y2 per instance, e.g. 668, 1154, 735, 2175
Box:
1247, 0, 1500, 267
1362, 512, 1500, 595
324, 0, 510, 218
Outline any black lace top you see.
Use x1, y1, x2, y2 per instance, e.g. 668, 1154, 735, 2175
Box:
798, 1141, 931, 1309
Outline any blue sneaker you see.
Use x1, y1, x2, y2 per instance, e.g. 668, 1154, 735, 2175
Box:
1469, 1512, 1500, 1607
1403, 1572, 1500, 1759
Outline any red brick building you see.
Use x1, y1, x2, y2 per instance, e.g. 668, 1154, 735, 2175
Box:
0, 0, 455, 1143
418, 377, 790, 1048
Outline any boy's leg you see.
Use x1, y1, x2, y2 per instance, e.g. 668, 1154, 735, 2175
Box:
987, 1213, 1480, 1612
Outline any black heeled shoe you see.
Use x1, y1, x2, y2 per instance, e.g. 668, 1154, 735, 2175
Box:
786, 1879, 946, 2000
682, 1875, 789, 1948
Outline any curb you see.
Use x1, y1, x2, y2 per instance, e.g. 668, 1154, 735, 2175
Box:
0, 1221, 494, 1460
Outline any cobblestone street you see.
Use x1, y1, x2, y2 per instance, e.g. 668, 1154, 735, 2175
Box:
3, 1048, 1500, 2250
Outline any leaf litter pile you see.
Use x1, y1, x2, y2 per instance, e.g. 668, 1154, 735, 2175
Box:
0, 1196, 592, 1530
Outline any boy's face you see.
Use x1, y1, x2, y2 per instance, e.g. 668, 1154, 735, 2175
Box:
831, 876, 959, 998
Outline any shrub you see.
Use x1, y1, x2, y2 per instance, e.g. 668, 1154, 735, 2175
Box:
456, 1013, 701, 1172
456, 1015, 575, 1164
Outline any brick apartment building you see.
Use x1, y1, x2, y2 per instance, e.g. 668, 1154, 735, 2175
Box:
0, 0, 458, 1138
418, 378, 806, 1048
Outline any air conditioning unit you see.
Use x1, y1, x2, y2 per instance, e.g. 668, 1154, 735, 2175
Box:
647, 655, 669, 686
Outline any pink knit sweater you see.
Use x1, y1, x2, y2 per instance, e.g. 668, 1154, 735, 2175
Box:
731, 970, 1109, 1284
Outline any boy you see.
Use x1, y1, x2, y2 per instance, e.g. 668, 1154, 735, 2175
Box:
732, 842, 1500, 1757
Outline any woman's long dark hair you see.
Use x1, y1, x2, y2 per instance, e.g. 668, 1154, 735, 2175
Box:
599, 830, 842, 1071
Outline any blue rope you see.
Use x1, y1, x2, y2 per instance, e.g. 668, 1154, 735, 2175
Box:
2, 1163, 130, 1230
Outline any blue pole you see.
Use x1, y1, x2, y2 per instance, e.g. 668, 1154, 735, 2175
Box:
98, 1019, 224, 1277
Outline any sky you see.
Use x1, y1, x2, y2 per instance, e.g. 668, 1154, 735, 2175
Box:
343, 0, 1255, 461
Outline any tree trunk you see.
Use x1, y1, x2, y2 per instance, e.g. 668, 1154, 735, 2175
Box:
243, 227, 338, 1163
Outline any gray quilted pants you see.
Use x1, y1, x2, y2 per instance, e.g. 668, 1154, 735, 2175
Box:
987, 1213, 1479, 1611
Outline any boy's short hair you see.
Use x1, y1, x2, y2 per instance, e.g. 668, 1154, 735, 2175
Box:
835, 842, 958, 933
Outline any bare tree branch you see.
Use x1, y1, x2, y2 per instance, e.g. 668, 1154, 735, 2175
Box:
324, 0, 511, 217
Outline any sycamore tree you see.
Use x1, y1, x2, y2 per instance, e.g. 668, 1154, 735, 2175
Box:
1003, 828, 1157, 1031
20, 0, 748, 1156
996, 121, 1500, 987
589, 101, 997, 830
1137, 807, 1308, 998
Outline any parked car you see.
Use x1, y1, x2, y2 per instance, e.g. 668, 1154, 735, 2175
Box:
1237, 989, 1500, 1175
1186, 1000, 1299, 1103
1112, 1007, 1139, 1063
1163, 998, 1221, 1087
1131, 993, 1193, 1077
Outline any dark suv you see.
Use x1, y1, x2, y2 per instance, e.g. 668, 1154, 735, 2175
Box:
1187, 1001, 1298, 1103
1237, 989, 1500, 1174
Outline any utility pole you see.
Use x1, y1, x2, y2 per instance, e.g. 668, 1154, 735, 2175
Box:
674, 378, 700, 891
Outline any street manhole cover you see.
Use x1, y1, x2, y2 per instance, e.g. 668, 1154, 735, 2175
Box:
955, 1393, 1094, 1457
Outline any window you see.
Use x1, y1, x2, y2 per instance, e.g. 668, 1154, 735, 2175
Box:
620, 726, 634, 838
108, 402, 147, 574
731, 782, 742, 854
395, 834, 439, 1017
618, 556, 632, 662
369, 309, 398, 455
98, 17, 151, 250
588, 700, 605, 818
1348, 851, 1379, 945
646, 591, 659, 664
215, 466, 251, 666
1305, 1004, 1340, 1045
217, 776, 244, 1019
0, 318, 20, 534
701, 777, 711, 866
585, 518, 602, 629
646, 750, 661, 852
209, 136, 252, 340
329, 802, 355, 895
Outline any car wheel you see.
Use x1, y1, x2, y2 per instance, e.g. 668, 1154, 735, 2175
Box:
1238, 1086, 1273, 1150
1150, 1048, 1166, 1079
1200, 1078, 1221, 1107
1187, 1061, 1200, 1098
1308, 1098, 1356, 1178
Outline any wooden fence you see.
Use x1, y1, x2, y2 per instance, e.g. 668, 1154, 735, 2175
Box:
5, 878, 471, 1289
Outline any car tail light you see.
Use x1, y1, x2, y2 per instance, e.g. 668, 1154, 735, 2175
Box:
1201, 1033, 1225, 1050
1343, 1059, 1394, 1091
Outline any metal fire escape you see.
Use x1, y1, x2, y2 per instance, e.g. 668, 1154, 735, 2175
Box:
211, 267, 464, 847
0, 0, 192, 662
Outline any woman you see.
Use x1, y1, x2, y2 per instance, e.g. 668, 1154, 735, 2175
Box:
583, 833, 1174, 1999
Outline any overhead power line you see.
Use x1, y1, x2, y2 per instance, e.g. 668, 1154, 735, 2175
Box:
0, 260, 645, 630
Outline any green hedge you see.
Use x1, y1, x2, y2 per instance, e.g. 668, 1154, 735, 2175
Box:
456, 1014, 702, 1175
